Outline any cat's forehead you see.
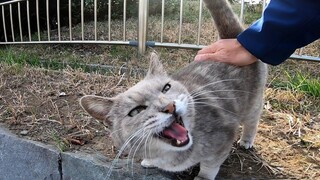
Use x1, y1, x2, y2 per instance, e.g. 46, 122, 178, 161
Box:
122, 90, 147, 103
119, 77, 169, 103
133, 77, 170, 91
123, 81, 158, 98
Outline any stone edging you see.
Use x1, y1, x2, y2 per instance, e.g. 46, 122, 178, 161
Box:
0, 127, 172, 180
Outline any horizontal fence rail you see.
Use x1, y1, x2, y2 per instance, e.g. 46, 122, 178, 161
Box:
0, 0, 319, 63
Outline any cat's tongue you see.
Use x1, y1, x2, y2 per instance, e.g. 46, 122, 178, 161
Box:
163, 122, 188, 142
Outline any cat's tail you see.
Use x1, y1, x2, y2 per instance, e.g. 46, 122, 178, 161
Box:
203, 0, 244, 39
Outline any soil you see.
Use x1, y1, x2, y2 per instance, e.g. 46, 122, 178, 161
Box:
0, 60, 319, 179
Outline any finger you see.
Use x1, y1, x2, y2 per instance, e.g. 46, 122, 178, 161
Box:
194, 54, 220, 62
197, 44, 218, 55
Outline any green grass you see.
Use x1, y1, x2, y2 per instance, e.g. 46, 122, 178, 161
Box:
0, 47, 41, 66
47, 129, 68, 152
0, 46, 98, 72
273, 71, 320, 97
0, 47, 65, 70
231, 2, 263, 24
149, 0, 211, 23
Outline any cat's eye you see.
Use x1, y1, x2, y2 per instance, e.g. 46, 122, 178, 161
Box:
128, 105, 147, 117
162, 83, 171, 93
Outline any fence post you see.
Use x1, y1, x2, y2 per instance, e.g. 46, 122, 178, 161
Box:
138, 0, 149, 54
240, 0, 245, 23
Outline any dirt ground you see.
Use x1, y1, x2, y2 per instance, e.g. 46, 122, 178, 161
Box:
1, 55, 319, 179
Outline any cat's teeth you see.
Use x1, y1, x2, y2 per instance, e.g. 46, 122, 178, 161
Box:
177, 140, 182, 145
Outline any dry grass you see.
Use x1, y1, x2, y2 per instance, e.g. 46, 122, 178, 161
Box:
260, 88, 320, 179
0, 64, 131, 152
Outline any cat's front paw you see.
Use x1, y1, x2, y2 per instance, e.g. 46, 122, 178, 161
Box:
238, 139, 254, 149
141, 159, 156, 169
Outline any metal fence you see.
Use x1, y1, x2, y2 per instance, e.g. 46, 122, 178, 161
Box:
0, 0, 319, 62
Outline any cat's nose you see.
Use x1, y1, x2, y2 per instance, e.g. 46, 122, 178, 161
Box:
162, 102, 176, 114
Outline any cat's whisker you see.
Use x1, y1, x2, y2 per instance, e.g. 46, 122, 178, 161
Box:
144, 130, 153, 159
127, 134, 145, 173
191, 89, 253, 99
117, 132, 141, 162
147, 132, 154, 159
192, 97, 237, 102
126, 128, 147, 169
188, 97, 237, 108
131, 130, 150, 176
148, 131, 154, 156
121, 129, 144, 154
109, 128, 123, 136
124, 128, 151, 173
189, 79, 241, 95
106, 128, 144, 178
191, 102, 239, 117
191, 90, 226, 99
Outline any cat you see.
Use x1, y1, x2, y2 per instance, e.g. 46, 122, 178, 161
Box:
80, 0, 268, 179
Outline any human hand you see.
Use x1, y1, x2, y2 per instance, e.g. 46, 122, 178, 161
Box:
194, 39, 258, 66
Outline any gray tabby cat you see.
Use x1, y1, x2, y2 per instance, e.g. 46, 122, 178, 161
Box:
80, 0, 268, 179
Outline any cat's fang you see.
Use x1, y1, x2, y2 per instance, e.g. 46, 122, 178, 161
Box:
177, 140, 182, 145
172, 137, 189, 147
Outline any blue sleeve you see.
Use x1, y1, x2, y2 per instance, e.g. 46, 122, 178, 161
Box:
237, 0, 320, 65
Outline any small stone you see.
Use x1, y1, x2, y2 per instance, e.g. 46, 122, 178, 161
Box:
20, 130, 29, 136
59, 92, 67, 97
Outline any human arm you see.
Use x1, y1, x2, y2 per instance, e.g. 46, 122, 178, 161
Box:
195, 0, 320, 66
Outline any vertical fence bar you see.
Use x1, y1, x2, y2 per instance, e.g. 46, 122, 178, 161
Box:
298, 47, 304, 56
178, 0, 183, 44
18, 2, 23, 42
26, 0, 31, 41
46, 0, 50, 41
69, 0, 72, 40
94, 0, 97, 41
9, 4, 15, 42
240, 0, 245, 23
197, 0, 203, 46
57, 0, 61, 41
160, 0, 164, 43
2, 6, 7, 42
123, 0, 126, 41
138, 0, 148, 54
108, 0, 111, 41
81, 0, 84, 40
36, 0, 40, 41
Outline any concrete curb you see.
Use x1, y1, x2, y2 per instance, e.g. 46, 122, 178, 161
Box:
0, 127, 173, 180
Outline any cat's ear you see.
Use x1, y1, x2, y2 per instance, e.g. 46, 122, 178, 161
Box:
80, 95, 114, 121
146, 52, 167, 77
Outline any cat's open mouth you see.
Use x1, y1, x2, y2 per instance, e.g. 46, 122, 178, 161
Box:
158, 115, 189, 147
